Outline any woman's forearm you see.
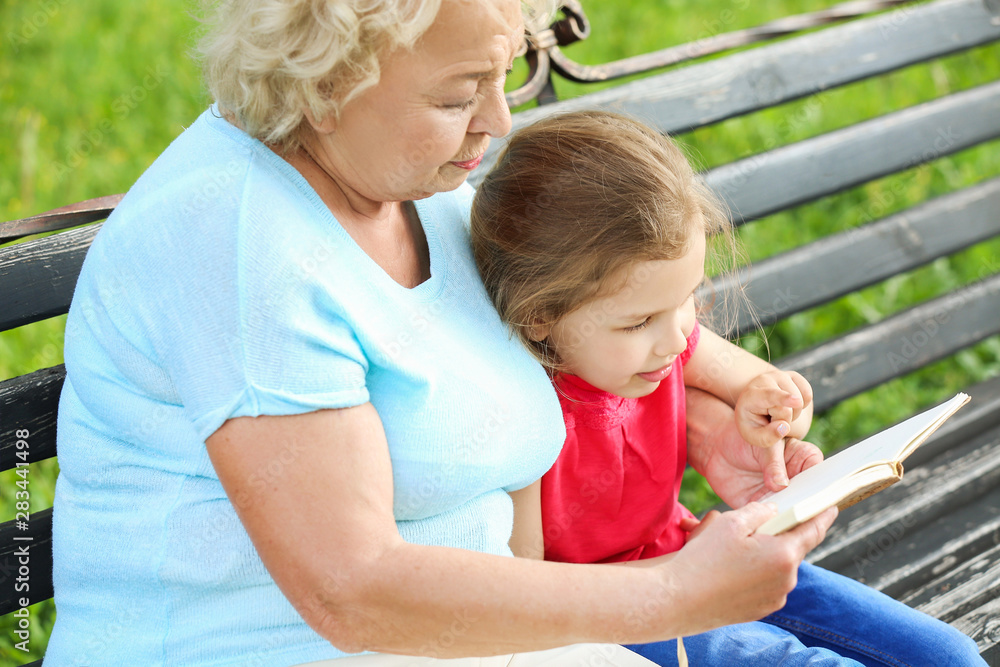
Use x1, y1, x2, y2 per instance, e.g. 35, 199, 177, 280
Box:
312, 539, 682, 656
209, 404, 829, 658
314, 501, 836, 657
208, 406, 689, 656
685, 386, 736, 474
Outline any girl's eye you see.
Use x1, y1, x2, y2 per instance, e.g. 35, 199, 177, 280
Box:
623, 317, 652, 333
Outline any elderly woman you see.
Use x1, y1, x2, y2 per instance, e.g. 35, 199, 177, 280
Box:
45, 0, 838, 665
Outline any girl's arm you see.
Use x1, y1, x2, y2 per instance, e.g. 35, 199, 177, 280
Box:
509, 480, 544, 559
207, 403, 835, 657
509, 480, 682, 566
684, 327, 813, 444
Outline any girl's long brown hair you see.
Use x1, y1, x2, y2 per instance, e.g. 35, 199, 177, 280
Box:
471, 110, 739, 371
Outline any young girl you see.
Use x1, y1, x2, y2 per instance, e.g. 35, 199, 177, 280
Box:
470, 111, 985, 666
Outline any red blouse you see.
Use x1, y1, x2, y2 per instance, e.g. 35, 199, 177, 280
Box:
541, 322, 700, 563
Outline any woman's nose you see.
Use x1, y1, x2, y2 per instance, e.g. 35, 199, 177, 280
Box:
471, 83, 513, 138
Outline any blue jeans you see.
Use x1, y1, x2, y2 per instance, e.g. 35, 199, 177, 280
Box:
625, 562, 984, 666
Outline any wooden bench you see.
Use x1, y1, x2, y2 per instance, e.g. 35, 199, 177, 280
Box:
3, 0, 999, 663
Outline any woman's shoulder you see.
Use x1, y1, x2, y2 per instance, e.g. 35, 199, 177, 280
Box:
72, 108, 344, 353
95, 109, 328, 263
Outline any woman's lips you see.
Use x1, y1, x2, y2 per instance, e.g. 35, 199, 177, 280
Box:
637, 364, 673, 383
450, 154, 484, 170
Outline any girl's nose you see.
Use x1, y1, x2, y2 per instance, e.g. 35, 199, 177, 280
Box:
653, 321, 687, 358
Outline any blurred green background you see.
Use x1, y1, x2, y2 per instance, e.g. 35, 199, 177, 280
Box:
2, 0, 999, 661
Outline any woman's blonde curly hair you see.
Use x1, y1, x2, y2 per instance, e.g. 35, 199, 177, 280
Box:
199, 0, 557, 152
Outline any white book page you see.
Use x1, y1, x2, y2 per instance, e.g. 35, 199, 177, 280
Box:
760, 393, 970, 514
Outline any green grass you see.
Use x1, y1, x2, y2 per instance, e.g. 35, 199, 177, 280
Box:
2, 0, 999, 661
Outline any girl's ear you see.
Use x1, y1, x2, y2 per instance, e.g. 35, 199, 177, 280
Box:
526, 321, 551, 342
303, 107, 336, 135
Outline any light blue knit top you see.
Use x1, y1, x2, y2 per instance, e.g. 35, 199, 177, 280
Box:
45, 107, 565, 666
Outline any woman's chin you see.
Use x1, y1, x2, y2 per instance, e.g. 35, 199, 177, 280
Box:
414, 170, 473, 198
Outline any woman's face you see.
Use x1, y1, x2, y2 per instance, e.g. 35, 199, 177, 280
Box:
311, 0, 524, 203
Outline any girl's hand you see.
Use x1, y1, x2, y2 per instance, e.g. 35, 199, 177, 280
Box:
680, 510, 720, 543
688, 387, 823, 502
735, 370, 813, 450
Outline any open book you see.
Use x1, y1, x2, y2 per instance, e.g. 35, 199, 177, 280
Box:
756, 392, 971, 536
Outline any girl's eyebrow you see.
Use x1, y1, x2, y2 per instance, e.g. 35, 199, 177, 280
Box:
616, 284, 701, 323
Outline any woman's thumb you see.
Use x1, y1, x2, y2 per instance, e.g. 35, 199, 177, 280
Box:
762, 440, 789, 490
735, 501, 780, 534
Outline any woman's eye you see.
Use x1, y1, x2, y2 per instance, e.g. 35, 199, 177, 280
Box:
623, 318, 651, 333
445, 98, 476, 111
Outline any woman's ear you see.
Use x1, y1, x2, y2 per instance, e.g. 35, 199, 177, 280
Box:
303, 107, 336, 135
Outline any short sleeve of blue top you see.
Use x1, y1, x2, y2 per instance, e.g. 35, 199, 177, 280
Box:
47, 107, 565, 667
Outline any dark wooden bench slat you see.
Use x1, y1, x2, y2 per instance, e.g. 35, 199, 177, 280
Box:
903, 374, 1000, 471
0, 194, 120, 245
544, 0, 926, 86
952, 597, 1000, 659
808, 421, 1000, 574
900, 541, 1000, 624
0, 223, 101, 333
779, 272, 1000, 413
474, 0, 1000, 185
705, 80, 1000, 224
0, 508, 53, 617
854, 484, 1000, 599
806, 373, 1000, 562
710, 176, 1000, 337
565, 0, 1000, 137
0, 366, 64, 473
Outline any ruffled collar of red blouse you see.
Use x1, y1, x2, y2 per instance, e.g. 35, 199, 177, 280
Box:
553, 373, 639, 431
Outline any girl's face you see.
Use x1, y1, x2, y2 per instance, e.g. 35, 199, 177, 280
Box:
542, 233, 706, 398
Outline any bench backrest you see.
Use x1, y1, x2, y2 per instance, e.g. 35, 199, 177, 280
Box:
2, 0, 999, 659
472, 0, 1000, 416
